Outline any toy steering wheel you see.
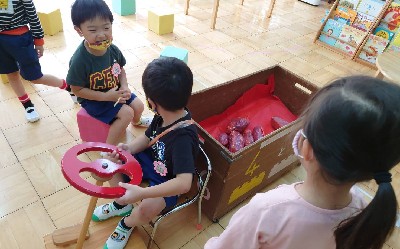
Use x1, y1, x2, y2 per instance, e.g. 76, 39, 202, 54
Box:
61, 142, 142, 199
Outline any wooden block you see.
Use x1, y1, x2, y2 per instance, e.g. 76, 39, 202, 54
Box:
148, 10, 174, 35
112, 0, 135, 16
0, 74, 8, 83
51, 224, 90, 246
160, 46, 189, 63
37, 7, 63, 36
44, 221, 147, 249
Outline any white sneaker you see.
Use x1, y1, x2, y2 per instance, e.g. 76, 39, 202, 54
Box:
70, 94, 78, 104
25, 107, 40, 122
132, 115, 153, 128
104, 219, 133, 249
92, 202, 133, 222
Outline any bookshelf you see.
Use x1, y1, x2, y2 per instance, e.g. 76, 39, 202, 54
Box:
314, 0, 400, 69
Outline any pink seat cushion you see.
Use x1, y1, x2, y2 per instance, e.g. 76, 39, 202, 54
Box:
77, 108, 110, 142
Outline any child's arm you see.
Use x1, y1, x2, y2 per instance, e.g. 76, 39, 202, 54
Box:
118, 67, 129, 92
22, 1, 44, 44
204, 194, 268, 249
70, 85, 128, 102
115, 133, 150, 155
117, 173, 193, 205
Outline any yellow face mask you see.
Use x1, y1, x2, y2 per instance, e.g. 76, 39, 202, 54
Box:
87, 39, 112, 51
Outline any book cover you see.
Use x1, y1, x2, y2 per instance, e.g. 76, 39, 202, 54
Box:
377, 21, 399, 33
334, 6, 358, 25
338, 0, 361, 9
389, 31, 400, 47
352, 12, 375, 31
319, 19, 344, 46
382, 2, 400, 31
374, 26, 395, 40
357, 0, 385, 17
335, 24, 365, 55
335, 40, 357, 54
388, 44, 400, 51
359, 34, 389, 63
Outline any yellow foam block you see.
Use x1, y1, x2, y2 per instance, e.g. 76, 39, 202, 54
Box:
0, 74, 8, 84
148, 10, 174, 35
37, 7, 63, 36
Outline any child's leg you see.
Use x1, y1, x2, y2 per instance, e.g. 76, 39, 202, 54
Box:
103, 198, 165, 248
125, 197, 166, 227
106, 105, 134, 145
128, 97, 144, 124
30, 74, 72, 91
8, 72, 40, 122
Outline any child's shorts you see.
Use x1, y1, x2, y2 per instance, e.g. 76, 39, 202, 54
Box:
134, 149, 178, 209
0, 31, 43, 81
81, 93, 137, 124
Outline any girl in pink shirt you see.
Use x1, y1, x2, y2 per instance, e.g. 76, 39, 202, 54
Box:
205, 76, 400, 249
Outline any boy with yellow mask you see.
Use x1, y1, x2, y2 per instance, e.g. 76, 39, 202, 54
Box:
67, 0, 152, 146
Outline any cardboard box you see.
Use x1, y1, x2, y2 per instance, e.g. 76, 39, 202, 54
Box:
187, 66, 318, 221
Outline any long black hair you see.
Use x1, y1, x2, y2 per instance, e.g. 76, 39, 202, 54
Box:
300, 76, 400, 249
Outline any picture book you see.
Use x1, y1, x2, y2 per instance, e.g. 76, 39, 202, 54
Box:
374, 26, 395, 40
356, 0, 385, 17
338, 0, 361, 10
334, 6, 358, 25
359, 34, 389, 63
319, 19, 344, 46
382, 2, 400, 31
335, 40, 357, 55
352, 12, 375, 31
389, 31, 400, 48
334, 25, 364, 55
377, 21, 399, 33
338, 24, 365, 47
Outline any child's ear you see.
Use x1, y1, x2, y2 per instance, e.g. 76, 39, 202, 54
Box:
302, 139, 314, 162
74, 26, 83, 36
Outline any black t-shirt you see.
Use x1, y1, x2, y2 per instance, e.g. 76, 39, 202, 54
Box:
145, 110, 199, 179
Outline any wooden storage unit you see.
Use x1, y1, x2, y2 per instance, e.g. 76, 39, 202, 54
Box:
314, 0, 395, 69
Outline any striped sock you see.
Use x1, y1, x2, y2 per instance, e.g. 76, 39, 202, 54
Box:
18, 94, 34, 111
60, 79, 68, 90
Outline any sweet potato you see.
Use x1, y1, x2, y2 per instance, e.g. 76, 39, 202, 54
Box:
271, 116, 289, 130
243, 129, 254, 146
228, 131, 245, 153
252, 126, 264, 141
218, 132, 229, 146
226, 117, 250, 133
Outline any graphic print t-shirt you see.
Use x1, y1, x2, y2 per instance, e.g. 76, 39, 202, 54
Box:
66, 42, 126, 103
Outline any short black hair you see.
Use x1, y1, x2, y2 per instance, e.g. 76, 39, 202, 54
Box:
71, 0, 114, 27
142, 57, 193, 111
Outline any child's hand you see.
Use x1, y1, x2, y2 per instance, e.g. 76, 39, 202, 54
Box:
117, 182, 144, 204
104, 150, 122, 164
108, 87, 129, 103
117, 143, 131, 154
35, 45, 44, 58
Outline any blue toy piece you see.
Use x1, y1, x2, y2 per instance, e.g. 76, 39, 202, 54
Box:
160, 46, 189, 64
112, 0, 135, 16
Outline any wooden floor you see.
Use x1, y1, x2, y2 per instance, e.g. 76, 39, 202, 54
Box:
0, 0, 399, 248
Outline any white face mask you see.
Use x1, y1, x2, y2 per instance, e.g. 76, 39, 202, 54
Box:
87, 38, 112, 51
292, 129, 307, 159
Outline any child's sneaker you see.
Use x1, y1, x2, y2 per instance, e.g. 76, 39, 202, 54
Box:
70, 93, 78, 104
132, 115, 153, 127
92, 202, 133, 222
65, 84, 79, 104
104, 219, 133, 249
25, 107, 40, 122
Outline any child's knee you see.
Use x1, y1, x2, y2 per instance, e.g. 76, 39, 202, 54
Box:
118, 105, 135, 120
132, 98, 144, 113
